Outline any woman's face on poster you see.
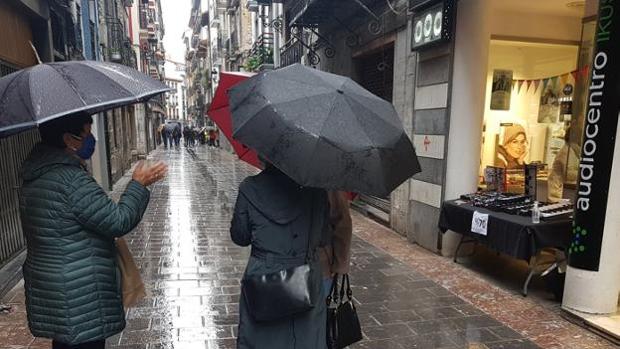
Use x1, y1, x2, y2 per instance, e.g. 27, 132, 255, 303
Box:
506, 133, 527, 160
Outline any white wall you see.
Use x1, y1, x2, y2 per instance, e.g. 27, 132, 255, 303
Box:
442, 0, 492, 255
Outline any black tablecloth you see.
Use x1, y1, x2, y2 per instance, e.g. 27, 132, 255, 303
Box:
438, 200, 572, 261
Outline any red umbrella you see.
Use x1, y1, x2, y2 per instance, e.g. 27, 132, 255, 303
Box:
207, 71, 261, 168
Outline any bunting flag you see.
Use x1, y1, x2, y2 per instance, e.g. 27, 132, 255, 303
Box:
514, 69, 583, 94
559, 73, 569, 88
551, 76, 559, 86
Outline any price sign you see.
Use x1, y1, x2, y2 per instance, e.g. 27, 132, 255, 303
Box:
471, 211, 489, 236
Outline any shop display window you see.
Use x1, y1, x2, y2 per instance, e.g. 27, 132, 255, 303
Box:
479, 34, 594, 203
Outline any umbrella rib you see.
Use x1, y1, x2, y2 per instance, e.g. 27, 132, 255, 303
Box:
341, 95, 379, 149
47, 64, 89, 106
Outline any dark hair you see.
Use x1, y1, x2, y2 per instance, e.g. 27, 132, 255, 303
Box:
39, 113, 93, 148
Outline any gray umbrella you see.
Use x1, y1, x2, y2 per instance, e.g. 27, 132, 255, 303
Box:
228, 64, 421, 197
0, 61, 170, 136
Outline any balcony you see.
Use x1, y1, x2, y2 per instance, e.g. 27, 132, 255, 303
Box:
191, 34, 200, 49
280, 37, 303, 67
248, 33, 274, 70
196, 39, 209, 58
286, 0, 331, 27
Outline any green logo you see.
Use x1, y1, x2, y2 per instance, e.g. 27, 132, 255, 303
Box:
569, 224, 587, 255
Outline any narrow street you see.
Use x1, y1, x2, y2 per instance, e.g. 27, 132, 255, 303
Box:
0, 146, 615, 349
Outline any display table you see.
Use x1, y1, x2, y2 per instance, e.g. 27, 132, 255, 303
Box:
438, 200, 572, 296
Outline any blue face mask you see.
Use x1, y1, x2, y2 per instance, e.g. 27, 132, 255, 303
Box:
76, 134, 96, 160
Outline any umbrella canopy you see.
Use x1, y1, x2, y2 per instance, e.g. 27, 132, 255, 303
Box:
0, 61, 170, 136
228, 64, 421, 197
207, 71, 260, 168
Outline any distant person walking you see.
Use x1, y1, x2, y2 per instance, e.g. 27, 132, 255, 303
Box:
173, 123, 181, 148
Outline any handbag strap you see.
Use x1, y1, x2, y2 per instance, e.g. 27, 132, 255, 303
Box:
326, 273, 340, 306
339, 274, 353, 303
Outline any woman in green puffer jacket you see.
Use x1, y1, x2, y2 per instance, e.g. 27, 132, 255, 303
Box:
19, 114, 167, 349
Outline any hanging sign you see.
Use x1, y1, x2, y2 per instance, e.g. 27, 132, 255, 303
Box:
411, 0, 456, 50
569, 1, 620, 271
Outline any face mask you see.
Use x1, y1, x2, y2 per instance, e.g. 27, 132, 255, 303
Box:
76, 134, 96, 160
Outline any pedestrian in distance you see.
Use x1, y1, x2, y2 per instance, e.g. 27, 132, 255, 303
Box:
157, 123, 164, 146
18, 113, 168, 349
162, 127, 170, 149
230, 158, 331, 349
190, 126, 197, 147
208, 129, 216, 147
183, 126, 191, 148
173, 123, 181, 148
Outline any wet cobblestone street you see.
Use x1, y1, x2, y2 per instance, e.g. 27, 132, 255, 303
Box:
1, 146, 617, 349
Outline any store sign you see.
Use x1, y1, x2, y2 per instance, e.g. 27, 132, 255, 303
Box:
410, 0, 455, 50
569, 0, 620, 272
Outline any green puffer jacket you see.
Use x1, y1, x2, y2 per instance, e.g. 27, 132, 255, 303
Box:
19, 144, 150, 345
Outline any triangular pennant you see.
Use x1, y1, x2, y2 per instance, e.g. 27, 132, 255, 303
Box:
533, 80, 541, 92
526, 80, 533, 92
560, 73, 569, 87
551, 76, 559, 86
517, 80, 525, 93
571, 70, 579, 82
512, 80, 517, 90
543, 78, 551, 91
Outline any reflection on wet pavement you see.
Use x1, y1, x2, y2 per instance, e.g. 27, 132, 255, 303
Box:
1, 146, 542, 349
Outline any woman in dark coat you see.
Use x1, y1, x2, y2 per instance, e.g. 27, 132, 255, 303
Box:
19, 114, 167, 349
230, 163, 330, 349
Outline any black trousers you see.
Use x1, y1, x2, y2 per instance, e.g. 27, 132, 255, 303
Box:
52, 339, 105, 349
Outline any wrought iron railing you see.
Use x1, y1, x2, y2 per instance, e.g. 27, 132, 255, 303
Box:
0, 129, 40, 268
250, 33, 274, 65
280, 37, 303, 67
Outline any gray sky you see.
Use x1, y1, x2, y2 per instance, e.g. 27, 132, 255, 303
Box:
161, 0, 191, 63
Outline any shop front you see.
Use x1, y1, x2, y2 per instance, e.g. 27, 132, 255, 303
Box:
435, 0, 620, 340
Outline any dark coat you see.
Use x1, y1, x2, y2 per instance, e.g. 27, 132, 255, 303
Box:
19, 144, 150, 344
231, 167, 330, 349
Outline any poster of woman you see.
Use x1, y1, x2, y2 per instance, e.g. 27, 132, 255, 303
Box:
490, 69, 513, 110
495, 123, 529, 169
538, 78, 561, 123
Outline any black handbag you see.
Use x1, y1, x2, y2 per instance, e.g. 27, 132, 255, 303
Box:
327, 274, 363, 349
241, 194, 321, 322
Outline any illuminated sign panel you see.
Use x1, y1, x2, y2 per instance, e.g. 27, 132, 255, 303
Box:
411, 0, 455, 50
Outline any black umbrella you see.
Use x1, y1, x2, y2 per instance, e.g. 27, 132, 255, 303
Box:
228, 64, 421, 197
0, 61, 170, 136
